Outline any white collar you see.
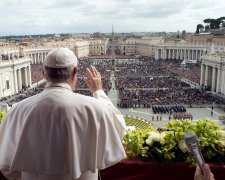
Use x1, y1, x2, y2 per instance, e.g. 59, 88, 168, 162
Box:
45, 82, 72, 91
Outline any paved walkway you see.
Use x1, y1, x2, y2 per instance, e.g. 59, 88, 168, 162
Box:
107, 71, 225, 128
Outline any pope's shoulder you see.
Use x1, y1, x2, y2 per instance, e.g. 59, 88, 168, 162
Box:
13, 89, 109, 110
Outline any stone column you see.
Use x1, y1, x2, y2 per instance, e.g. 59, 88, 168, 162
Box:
31, 54, 33, 64
34, 53, 36, 64
179, 49, 181, 60
42, 52, 44, 63
13, 68, 18, 94
164, 49, 167, 59
24, 67, 28, 87
28, 65, 32, 86
18, 69, 22, 90
212, 66, 216, 92
216, 67, 221, 93
204, 65, 208, 87
221, 69, 225, 95
38, 53, 40, 63
0, 73, 3, 98
180, 49, 183, 60
36, 53, 38, 64
200, 64, 205, 86
176, 49, 178, 60
33, 53, 36, 64
187, 49, 190, 60
197, 50, 200, 60
33, 53, 35, 64
10, 71, 15, 95
183, 49, 185, 59
155, 49, 159, 60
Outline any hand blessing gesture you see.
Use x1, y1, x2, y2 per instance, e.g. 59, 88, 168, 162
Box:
85, 65, 102, 93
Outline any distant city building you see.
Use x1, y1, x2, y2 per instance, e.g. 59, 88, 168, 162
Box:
1, 32, 225, 98
181, 30, 186, 37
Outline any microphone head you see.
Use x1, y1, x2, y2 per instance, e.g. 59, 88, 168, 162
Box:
184, 132, 205, 172
184, 132, 199, 150
184, 132, 198, 146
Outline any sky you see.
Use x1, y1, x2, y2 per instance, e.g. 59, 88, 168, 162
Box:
0, 0, 224, 36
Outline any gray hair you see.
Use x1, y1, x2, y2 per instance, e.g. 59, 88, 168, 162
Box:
44, 65, 77, 83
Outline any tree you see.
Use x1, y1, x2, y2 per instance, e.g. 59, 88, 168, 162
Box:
217, 17, 225, 28
196, 24, 204, 34
203, 17, 225, 30
217, 16, 225, 22
205, 25, 210, 32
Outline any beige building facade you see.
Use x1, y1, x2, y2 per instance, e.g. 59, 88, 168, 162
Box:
0, 57, 32, 99
200, 53, 225, 95
1, 33, 225, 98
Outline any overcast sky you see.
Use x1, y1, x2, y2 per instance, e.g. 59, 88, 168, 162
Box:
0, 0, 224, 36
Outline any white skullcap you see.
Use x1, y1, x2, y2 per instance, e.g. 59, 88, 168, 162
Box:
44, 48, 78, 68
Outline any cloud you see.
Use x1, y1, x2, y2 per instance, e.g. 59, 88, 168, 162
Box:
0, 0, 224, 35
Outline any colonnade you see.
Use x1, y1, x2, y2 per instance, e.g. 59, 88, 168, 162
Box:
155, 46, 206, 61
0, 59, 32, 98
13, 65, 32, 93
200, 55, 225, 94
28, 51, 49, 64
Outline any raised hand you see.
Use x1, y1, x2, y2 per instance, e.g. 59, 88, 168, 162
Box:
85, 65, 102, 93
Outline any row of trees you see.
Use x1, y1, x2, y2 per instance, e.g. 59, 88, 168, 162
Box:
196, 17, 225, 34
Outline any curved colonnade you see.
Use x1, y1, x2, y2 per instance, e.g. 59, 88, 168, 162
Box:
0, 44, 225, 99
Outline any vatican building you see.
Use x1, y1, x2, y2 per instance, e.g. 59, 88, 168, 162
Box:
1, 30, 225, 100
1, 14, 225, 180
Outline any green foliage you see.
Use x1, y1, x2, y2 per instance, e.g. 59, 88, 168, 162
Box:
196, 24, 204, 34
123, 118, 225, 165
195, 119, 225, 161
123, 128, 153, 159
0, 108, 6, 124
197, 16, 225, 33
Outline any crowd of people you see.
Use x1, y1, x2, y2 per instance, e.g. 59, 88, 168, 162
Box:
76, 59, 112, 94
0, 50, 217, 180
2, 55, 224, 109
5, 84, 46, 107
115, 57, 224, 108
31, 64, 44, 84
152, 105, 186, 114
160, 59, 201, 84
0, 48, 126, 180
173, 112, 193, 120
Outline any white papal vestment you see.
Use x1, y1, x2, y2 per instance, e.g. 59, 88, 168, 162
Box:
0, 82, 126, 180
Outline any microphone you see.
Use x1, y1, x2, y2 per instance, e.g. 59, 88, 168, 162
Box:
184, 132, 205, 172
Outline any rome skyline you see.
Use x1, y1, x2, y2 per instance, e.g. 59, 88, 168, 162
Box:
0, 0, 224, 36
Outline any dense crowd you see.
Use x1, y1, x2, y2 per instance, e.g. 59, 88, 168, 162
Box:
2, 56, 224, 109
31, 64, 44, 83
115, 57, 223, 107
4, 83, 46, 107
173, 112, 193, 120
152, 105, 186, 114
30, 59, 112, 94
76, 59, 112, 94
160, 59, 201, 84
